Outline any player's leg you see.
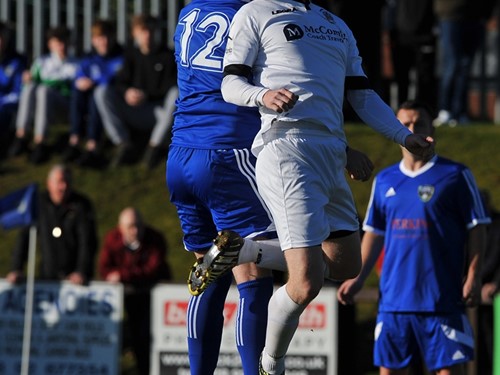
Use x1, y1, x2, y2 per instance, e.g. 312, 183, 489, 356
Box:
322, 230, 362, 281
167, 145, 230, 374
187, 270, 232, 374
374, 312, 417, 375
232, 263, 273, 374
205, 148, 276, 374
380, 368, 410, 375
321, 147, 362, 281
238, 236, 287, 271
255, 124, 339, 374
414, 313, 473, 375
434, 366, 465, 375
260, 245, 324, 374
188, 231, 287, 295
187, 147, 283, 295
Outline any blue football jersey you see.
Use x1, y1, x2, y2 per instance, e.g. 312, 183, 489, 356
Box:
172, 0, 261, 149
76, 51, 123, 86
364, 156, 491, 313
0, 53, 27, 107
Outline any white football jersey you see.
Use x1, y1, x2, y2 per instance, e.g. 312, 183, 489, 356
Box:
223, 0, 366, 152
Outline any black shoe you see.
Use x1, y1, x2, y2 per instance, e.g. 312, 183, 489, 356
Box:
62, 144, 81, 162
142, 145, 165, 170
76, 150, 104, 169
8, 137, 29, 157
110, 143, 135, 168
29, 143, 50, 164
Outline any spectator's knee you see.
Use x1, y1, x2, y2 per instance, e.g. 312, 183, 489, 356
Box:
35, 84, 50, 98
93, 85, 110, 102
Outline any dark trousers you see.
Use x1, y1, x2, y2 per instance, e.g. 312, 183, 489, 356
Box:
70, 87, 103, 142
123, 290, 152, 375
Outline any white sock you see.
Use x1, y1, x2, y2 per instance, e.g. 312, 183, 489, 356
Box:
261, 351, 285, 375
238, 238, 287, 271
261, 285, 307, 373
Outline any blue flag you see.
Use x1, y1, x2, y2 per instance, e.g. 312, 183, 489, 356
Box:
0, 183, 38, 230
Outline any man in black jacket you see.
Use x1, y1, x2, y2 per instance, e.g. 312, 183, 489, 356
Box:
95, 14, 178, 169
6, 164, 98, 284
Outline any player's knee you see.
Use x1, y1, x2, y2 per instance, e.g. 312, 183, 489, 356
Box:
289, 278, 322, 305
327, 254, 361, 281
346, 253, 362, 279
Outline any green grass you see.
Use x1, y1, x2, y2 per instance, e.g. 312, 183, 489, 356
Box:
1, 123, 498, 374
0, 135, 191, 283
1, 123, 499, 284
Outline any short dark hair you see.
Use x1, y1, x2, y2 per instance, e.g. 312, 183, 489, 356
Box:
91, 19, 115, 37
0, 22, 14, 51
46, 26, 71, 42
130, 14, 158, 30
398, 100, 435, 119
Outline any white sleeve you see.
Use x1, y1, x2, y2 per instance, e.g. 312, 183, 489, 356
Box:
221, 74, 268, 107
221, 6, 266, 107
346, 89, 411, 146
223, 7, 260, 67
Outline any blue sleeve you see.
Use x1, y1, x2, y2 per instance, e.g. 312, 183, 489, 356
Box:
459, 167, 492, 229
363, 176, 386, 234
0, 55, 27, 106
75, 56, 91, 80
346, 89, 411, 146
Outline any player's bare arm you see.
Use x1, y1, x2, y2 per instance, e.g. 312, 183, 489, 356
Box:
463, 224, 487, 307
337, 231, 384, 305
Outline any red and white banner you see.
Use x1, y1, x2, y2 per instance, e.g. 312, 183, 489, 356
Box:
151, 284, 338, 375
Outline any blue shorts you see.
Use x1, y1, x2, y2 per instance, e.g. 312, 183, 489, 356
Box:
166, 145, 275, 252
374, 312, 474, 371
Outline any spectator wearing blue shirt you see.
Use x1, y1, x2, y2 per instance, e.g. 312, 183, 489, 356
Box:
64, 20, 123, 168
0, 22, 27, 156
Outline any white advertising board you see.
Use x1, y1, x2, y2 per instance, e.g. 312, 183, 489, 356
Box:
151, 284, 338, 375
0, 280, 123, 375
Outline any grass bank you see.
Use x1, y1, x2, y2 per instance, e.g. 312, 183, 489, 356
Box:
1, 123, 499, 283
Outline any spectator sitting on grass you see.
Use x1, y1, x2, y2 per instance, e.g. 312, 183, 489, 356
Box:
95, 14, 177, 169
63, 19, 124, 169
8, 26, 77, 164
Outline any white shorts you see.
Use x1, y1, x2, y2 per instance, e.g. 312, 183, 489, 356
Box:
255, 121, 359, 250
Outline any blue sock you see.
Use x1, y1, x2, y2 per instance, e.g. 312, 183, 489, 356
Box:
236, 277, 274, 374
187, 272, 232, 375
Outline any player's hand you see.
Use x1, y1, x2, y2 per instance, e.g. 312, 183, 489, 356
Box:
404, 134, 435, 159
262, 88, 298, 113
481, 282, 498, 304
345, 147, 374, 181
462, 276, 481, 307
337, 278, 363, 305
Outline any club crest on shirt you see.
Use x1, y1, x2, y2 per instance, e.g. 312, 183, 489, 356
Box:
418, 185, 435, 202
320, 9, 336, 24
